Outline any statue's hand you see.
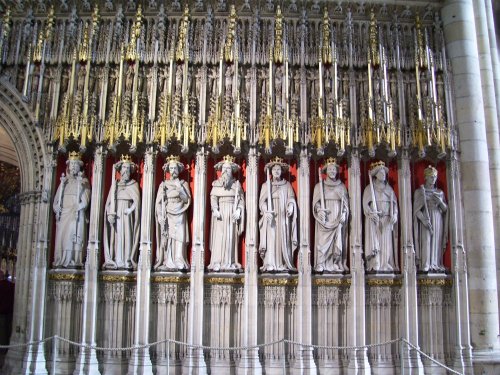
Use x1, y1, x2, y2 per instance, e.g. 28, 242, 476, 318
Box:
213, 209, 222, 219
368, 211, 379, 224
264, 211, 274, 223
107, 214, 116, 224
317, 209, 327, 223
286, 206, 294, 217
232, 209, 241, 222
390, 215, 397, 226
424, 219, 433, 234
54, 205, 62, 220
124, 207, 134, 216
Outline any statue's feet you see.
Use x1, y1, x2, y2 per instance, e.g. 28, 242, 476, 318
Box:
314, 265, 324, 273
209, 264, 221, 272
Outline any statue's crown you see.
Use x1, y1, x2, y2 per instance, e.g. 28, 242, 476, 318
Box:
325, 157, 337, 166
223, 155, 235, 164
369, 160, 386, 171
68, 151, 81, 161
271, 156, 283, 164
424, 165, 438, 177
121, 154, 133, 163
166, 155, 180, 164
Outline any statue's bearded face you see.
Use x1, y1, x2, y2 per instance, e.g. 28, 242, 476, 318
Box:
271, 165, 282, 180
220, 163, 234, 188
68, 160, 81, 176
120, 164, 131, 182
326, 164, 337, 180
169, 164, 179, 179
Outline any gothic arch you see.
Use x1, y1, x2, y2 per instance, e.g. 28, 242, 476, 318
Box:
0, 78, 48, 193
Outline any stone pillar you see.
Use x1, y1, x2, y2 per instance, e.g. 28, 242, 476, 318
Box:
74, 146, 106, 375
483, 0, 500, 129
22, 157, 54, 374
128, 147, 156, 375
398, 151, 424, 373
21, 190, 46, 375
477, 0, 500, 326
441, 0, 500, 366
446, 152, 473, 373
347, 151, 370, 374
237, 147, 261, 374
294, 149, 316, 373
183, 149, 208, 374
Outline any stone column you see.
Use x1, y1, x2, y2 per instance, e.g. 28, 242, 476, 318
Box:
347, 151, 370, 374
446, 152, 473, 373
294, 149, 316, 373
483, 0, 500, 129
237, 147, 261, 374
183, 149, 208, 374
475, 0, 500, 325
74, 146, 107, 375
128, 147, 156, 375
442, 0, 500, 366
22, 155, 54, 375
21, 190, 46, 375
398, 151, 424, 373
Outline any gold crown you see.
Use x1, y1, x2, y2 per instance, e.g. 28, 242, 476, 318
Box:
369, 160, 386, 171
121, 154, 133, 163
166, 155, 180, 164
68, 151, 81, 161
325, 157, 337, 166
271, 156, 283, 164
222, 155, 235, 164
424, 165, 438, 177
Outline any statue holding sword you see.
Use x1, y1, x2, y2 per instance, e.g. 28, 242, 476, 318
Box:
362, 161, 399, 272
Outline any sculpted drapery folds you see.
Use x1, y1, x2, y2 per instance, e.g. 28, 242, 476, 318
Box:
413, 165, 448, 272
259, 157, 298, 273
313, 158, 349, 273
103, 155, 141, 270
362, 161, 399, 272
53, 152, 91, 268
154, 156, 191, 272
209, 156, 245, 272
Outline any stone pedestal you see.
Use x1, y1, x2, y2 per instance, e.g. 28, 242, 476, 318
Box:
98, 272, 136, 375
150, 274, 190, 375
46, 270, 85, 375
313, 276, 350, 373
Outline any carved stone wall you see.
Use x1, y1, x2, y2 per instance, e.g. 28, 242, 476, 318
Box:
3, 0, 496, 374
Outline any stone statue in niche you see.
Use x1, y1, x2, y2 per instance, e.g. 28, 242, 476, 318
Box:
259, 157, 298, 272
154, 156, 191, 272
362, 161, 399, 272
52, 152, 91, 268
209, 155, 245, 272
413, 165, 448, 272
103, 155, 141, 270
313, 158, 349, 273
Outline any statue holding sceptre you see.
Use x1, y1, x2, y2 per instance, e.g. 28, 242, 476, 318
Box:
312, 158, 349, 273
